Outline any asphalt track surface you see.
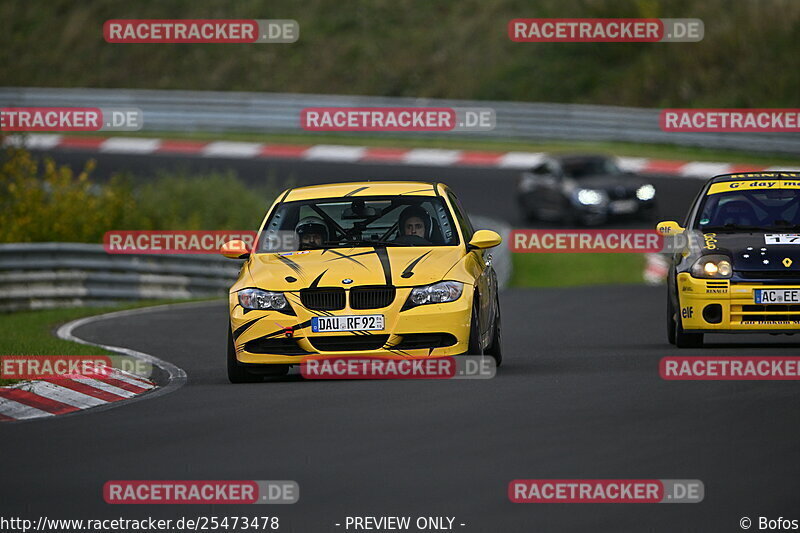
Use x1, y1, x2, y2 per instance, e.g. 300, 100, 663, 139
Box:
3, 287, 800, 532
25, 148, 704, 226
3, 150, 799, 531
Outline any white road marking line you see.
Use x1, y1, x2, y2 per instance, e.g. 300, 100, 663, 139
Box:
303, 144, 367, 161
497, 152, 545, 169
23, 381, 107, 408
202, 141, 264, 158
3, 133, 63, 149
678, 162, 734, 178
403, 149, 462, 166
99, 137, 161, 153
73, 377, 138, 398
0, 397, 53, 420
108, 369, 155, 389
617, 157, 650, 173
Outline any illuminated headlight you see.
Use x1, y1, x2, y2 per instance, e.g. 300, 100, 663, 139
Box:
576, 189, 607, 206
238, 288, 288, 310
519, 174, 536, 192
408, 281, 463, 306
691, 255, 733, 278
636, 184, 656, 201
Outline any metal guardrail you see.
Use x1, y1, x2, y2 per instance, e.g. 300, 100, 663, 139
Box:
0, 243, 241, 311
1, 87, 798, 154
0, 223, 511, 311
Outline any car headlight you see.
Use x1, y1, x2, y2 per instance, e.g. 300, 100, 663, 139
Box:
636, 184, 656, 201
238, 288, 289, 310
406, 281, 464, 307
519, 174, 536, 192
691, 255, 733, 278
575, 189, 608, 206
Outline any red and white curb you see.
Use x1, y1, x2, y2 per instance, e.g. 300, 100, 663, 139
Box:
644, 253, 670, 286
0, 302, 192, 423
0, 369, 155, 422
2, 134, 792, 178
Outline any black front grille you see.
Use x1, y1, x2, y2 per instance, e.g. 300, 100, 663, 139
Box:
351, 286, 396, 309
394, 333, 457, 350
301, 288, 346, 310
244, 336, 310, 355
740, 304, 800, 322
308, 335, 389, 352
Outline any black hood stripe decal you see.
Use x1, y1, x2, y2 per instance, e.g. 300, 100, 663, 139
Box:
324, 249, 369, 268
276, 254, 304, 277
374, 247, 393, 285
233, 316, 265, 340
401, 251, 431, 279
309, 270, 328, 289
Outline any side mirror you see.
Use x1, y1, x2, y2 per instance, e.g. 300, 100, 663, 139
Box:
468, 230, 502, 250
656, 221, 685, 236
220, 239, 250, 259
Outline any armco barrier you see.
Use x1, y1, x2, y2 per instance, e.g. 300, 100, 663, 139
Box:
1, 87, 798, 154
0, 219, 511, 311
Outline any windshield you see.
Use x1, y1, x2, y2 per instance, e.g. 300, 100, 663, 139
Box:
562, 157, 621, 178
256, 195, 460, 252
696, 189, 800, 231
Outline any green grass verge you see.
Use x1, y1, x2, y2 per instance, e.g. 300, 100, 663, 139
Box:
510, 253, 645, 288
74, 130, 800, 167
0, 299, 219, 386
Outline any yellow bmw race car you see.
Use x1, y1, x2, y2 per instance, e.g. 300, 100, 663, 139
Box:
221, 181, 503, 382
659, 171, 800, 348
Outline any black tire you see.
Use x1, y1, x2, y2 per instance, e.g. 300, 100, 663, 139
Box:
666, 288, 677, 345
484, 295, 503, 367
467, 296, 483, 355
227, 327, 263, 383
675, 314, 704, 348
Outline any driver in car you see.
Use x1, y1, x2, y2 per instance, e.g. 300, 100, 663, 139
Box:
295, 216, 329, 250
395, 205, 433, 244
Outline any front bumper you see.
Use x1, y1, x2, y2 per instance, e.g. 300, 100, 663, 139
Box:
230, 287, 472, 364
677, 273, 800, 332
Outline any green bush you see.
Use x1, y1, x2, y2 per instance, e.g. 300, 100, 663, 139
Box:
0, 147, 279, 242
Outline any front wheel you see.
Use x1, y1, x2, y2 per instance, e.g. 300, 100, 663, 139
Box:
484, 296, 503, 367
674, 315, 703, 348
467, 297, 483, 355
227, 327, 263, 383
666, 288, 676, 345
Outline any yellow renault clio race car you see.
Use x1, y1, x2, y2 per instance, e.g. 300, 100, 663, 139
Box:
659, 172, 800, 348
221, 181, 503, 382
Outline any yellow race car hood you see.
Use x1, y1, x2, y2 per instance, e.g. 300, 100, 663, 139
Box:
245, 246, 466, 290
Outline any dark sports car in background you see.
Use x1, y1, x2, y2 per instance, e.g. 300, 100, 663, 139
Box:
517, 154, 657, 225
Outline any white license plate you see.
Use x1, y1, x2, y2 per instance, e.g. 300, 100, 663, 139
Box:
754, 289, 800, 304
311, 315, 385, 332
610, 199, 638, 214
